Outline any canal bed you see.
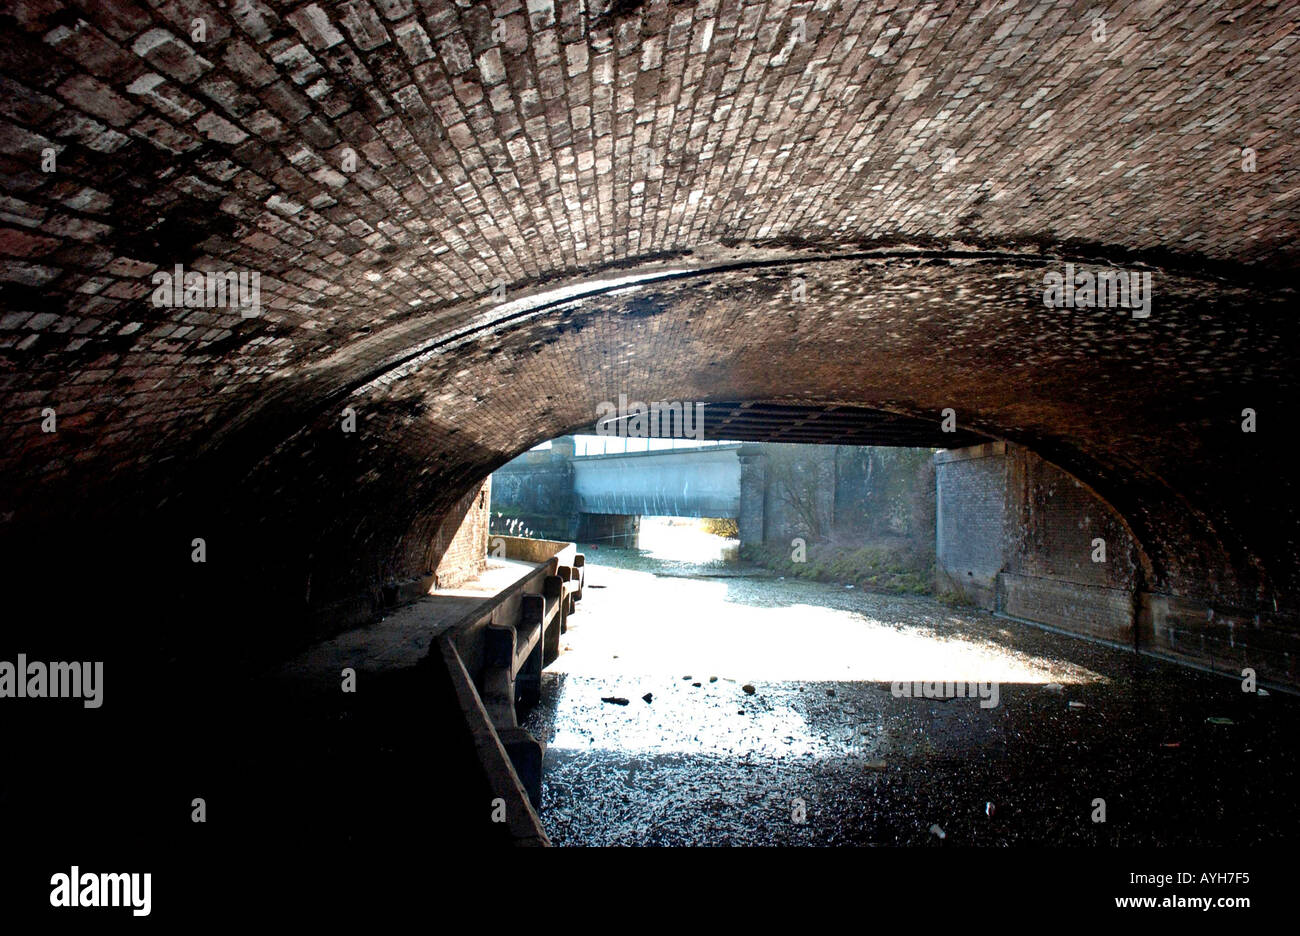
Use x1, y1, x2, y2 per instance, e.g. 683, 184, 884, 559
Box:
523, 538, 1300, 846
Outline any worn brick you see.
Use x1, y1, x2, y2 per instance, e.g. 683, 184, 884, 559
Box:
195, 112, 250, 144
0, 0, 1295, 679
126, 72, 205, 121
56, 74, 142, 128
132, 28, 213, 84
287, 3, 347, 51
0, 226, 61, 257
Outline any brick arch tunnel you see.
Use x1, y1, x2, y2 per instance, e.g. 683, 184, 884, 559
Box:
7, 249, 1297, 670
1, 0, 1298, 863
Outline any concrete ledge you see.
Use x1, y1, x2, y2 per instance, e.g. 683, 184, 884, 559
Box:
303, 592, 382, 644
448, 559, 552, 685
492, 534, 572, 564
445, 543, 582, 726
433, 635, 550, 847
497, 726, 545, 812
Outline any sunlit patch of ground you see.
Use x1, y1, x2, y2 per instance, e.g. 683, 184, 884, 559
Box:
552, 562, 1099, 685
524, 545, 1300, 846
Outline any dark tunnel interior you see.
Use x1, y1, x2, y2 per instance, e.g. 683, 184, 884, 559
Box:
1, 0, 1297, 920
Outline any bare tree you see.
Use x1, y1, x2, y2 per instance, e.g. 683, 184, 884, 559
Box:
765, 445, 832, 540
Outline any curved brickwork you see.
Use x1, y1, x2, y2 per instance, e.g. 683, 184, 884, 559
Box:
0, 1, 1296, 656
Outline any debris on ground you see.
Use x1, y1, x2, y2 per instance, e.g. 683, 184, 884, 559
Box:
1206, 716, 1234, 725
742, 684, 756, 694
1068, 700, 1086, 709
641, 693, 653, 704
929, 824, 946, 840
523, 551, 1300, 847
600, 696, 629, 706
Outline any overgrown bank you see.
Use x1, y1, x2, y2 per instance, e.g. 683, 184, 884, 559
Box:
740, 539, 935, 595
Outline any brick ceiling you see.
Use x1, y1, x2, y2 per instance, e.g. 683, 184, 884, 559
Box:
1, 0, 1297, 621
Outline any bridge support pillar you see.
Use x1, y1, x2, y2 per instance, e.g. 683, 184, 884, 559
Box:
578, 513, 640, 549
737, 448, 768, 550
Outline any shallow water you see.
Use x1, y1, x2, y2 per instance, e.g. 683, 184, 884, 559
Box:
524, 550, 1300, 846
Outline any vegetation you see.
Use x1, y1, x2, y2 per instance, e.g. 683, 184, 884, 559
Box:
934, 589, 977, 608
765, 444, 833, 539
741, 539, 935, 595
698, 517, 739, 538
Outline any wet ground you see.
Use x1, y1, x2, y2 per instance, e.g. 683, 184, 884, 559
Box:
523, 533, 1300, 846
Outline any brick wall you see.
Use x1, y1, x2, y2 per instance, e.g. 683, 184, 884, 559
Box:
936, 443, 1300, 686
937, 442, 1138, 639
1005, 449, 1139, 591
432, 475, 490, 589
833, 446, 934, 543
935, 443, 1008, 607
1001, 448, 1139, 642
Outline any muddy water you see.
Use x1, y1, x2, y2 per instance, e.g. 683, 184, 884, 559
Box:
523, 548, 1300, 846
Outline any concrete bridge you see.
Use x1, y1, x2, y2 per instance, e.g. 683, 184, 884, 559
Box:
573, 444, 742, 518
491, 438, 752, 546
570, 443, 744, 546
